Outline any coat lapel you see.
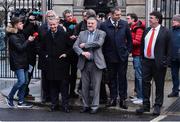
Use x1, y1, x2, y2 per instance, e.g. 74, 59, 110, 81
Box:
155, 26, 163, 45
83, 31, 89, 43
48, 30, 54, 41
49, 29, 60, 44
93, 30, 98, 41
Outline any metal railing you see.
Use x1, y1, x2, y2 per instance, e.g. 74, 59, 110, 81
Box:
153, 0, 180, 28
0, 0, 54, 78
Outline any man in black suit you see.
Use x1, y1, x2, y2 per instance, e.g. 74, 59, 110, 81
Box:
100, 6, 132, 109
136, 11, 171, 116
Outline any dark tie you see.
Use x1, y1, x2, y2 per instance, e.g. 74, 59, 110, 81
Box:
87, 32, 94, 60
147, 28, 155, 57
114, 21, 118, 29
52, 32, 55, 38
113, 21, 117, 28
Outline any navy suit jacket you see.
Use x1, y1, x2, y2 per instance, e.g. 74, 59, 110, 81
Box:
100, 18, 132, 62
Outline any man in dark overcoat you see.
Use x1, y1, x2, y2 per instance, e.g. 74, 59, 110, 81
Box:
37, 10, 57, 103
42, 17, 71, 113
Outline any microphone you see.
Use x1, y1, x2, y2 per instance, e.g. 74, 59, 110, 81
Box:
33, 32, 39, 38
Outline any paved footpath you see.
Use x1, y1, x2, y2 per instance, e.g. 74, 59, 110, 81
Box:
0, 78, 180, 121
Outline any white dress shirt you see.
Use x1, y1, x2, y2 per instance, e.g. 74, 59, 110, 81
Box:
144, 24, 161, 59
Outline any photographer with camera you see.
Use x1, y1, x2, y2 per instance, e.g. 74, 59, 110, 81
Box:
22, 13, 40, 100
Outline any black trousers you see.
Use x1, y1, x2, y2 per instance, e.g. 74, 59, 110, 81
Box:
107, 61, 128, 100
49, 79, 69, 107
100, 81, 108, 101
142, 58, 166, 107
41, 71, 50, 100
69, 57, 78, 95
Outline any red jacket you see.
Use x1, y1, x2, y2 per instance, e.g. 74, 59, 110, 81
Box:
130, 20, 145, 56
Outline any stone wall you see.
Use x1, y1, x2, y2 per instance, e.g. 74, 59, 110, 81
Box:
53, 0, 74, 17
126, 0, 145, 20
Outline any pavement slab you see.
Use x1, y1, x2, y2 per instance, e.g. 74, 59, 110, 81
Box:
0, 78, 179, 117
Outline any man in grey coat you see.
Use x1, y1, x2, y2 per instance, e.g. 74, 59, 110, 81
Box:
73, 16, 106, 114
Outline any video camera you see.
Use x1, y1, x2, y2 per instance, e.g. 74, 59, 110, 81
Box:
10, 8, 42, 22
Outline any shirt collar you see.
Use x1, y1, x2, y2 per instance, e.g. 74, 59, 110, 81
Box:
88, 29, 96, 34
152, 24, 161, 31
110, 18, 119, 26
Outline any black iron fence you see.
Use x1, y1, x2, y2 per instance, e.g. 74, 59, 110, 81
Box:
14, 0, 42, 10
0, 0, 53, 78
153, 0, 180, 28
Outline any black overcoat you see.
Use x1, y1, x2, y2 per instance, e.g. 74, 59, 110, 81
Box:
42, 26, 71, 81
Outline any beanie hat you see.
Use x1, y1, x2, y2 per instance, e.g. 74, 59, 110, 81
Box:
172, 14, 180, 22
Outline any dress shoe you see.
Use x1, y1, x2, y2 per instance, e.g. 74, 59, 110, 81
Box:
136, 106, 150, 114
90, 109, 98, 114
119, 100, 128, 109
80, 107, 91, 113
49, 105, 59, 112
62, 106, 70, 113
106, 99, 116, 107
153, 105, 160, 116
168, 92, 179, 97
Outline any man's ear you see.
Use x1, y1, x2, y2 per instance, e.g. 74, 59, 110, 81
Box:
155, 17, 159, 23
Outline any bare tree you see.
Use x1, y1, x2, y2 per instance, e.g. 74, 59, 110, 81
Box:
0, 0, 14, 26
0, 0, 13, 10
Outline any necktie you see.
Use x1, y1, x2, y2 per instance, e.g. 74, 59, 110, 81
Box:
147, 28, 155, 57
52, 32, 55, 38
114, 21, 118, 28
87, 32, 94, 60
88, 32, 93, 42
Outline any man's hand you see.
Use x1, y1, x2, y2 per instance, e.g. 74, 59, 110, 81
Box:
59, 54, 67, 59
82, 51, 91, 59
28, 36, 35, 42
80, 43, 85, 48
70, 35, 77, 40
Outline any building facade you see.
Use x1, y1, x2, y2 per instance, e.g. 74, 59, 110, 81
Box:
53, 0, 145, 21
